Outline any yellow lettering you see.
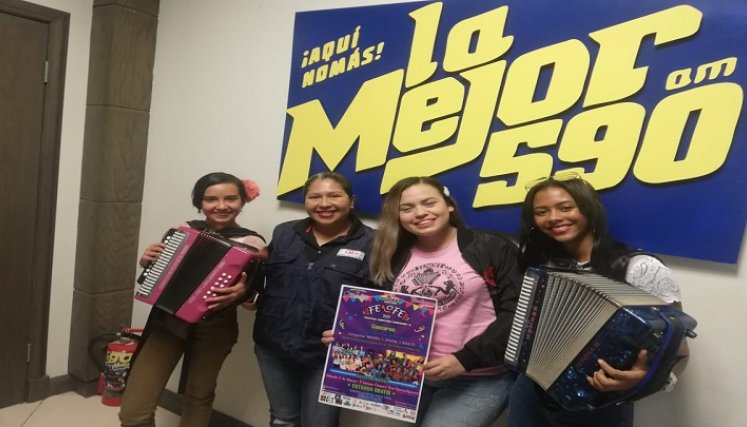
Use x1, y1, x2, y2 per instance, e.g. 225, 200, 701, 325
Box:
329, 58, 346, 78
585, 5, 702, 107
559, 103, 645, 190
322, 41, 336, 62
302, 70, 315, 88
308, 47, 321, 67
277, 71, 404, 196
666, 69, 692, 91
315, 64, 329, 83
474, 120, 562, 206
693, 57, 737, 84
361, 46, 376, 66
347, 48, 361, 71
497, 39, 590, 126
336, 35, 351, 55
634, 83, 743, 183
392, 78, 463, 153
443, 6, 513, 73
406, 2, 442, 88
383, 61, 506, 192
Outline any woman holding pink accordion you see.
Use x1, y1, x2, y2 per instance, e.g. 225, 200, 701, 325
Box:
119, 172, 267, 427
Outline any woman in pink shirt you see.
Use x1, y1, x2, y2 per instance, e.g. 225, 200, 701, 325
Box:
369, 176, 522, 427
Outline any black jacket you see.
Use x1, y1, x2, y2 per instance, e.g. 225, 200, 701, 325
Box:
253, 215, 375, 366
387, 227, 522, 371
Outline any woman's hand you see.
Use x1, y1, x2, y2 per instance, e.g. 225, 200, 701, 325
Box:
321, 329, 335, 345
139, 243, 166, 268
423, 355, 465, 381
587, 349, 648, 392
240, 295, 258, 311
206, 272, 248, 311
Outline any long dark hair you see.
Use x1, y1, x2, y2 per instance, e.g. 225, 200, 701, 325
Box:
518, 177, 634, 281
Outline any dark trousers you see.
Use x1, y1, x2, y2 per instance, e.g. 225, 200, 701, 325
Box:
119, 309, 239, 427
508, 373, 634, 427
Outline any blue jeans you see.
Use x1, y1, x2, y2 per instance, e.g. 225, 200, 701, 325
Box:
254, 344, 339, 427
416, 370, 516, 427
508, 373, 634, 427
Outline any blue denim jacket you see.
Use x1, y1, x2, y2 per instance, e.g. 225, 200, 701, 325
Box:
253, 215, 374, 366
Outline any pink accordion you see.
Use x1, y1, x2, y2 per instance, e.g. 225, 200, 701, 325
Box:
135, 226, 265, 323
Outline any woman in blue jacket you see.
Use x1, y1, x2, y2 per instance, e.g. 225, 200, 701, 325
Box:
252, 172, 375, 427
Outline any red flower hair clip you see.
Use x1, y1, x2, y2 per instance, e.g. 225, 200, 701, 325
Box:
241, 179, 261, 202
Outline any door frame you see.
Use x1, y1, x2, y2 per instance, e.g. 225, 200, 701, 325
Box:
0, 0, 68, 402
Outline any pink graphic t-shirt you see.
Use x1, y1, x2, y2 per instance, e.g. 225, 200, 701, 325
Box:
393, 238, 502, 376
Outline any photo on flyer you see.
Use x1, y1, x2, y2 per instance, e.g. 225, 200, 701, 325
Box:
319, 285, 438, 423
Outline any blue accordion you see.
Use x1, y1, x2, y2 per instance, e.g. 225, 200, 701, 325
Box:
505, 267, 697, 410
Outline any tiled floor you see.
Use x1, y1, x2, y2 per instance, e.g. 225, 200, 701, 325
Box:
0, 392, 181, 427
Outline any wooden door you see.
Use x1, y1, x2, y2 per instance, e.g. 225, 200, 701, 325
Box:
0, 7, 50, 408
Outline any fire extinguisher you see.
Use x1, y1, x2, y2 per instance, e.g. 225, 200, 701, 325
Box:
89, 328, 143, 406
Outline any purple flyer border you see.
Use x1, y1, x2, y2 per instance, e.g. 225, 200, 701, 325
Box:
319, 285, 438, 423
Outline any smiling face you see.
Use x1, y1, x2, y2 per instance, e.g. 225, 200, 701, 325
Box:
201, 182, 245, 230
304, 178, 353, 229
532, 186, 593, 255
398, 183, 455, 242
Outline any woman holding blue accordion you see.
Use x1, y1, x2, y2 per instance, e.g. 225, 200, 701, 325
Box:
508, 172, 690, 427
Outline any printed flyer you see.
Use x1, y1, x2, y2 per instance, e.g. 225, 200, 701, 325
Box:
319, 285, 437, 423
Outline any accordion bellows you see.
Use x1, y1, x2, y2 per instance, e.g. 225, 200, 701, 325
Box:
505, 267, 697, 410
135, 226, 265, 323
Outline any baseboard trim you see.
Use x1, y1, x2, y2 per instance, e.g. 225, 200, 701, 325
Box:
69, 375, 99, 397
50, 374, 75, 395
27, 374, 75, 402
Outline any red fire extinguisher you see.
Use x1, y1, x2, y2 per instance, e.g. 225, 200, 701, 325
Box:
90, 328, 143, 406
